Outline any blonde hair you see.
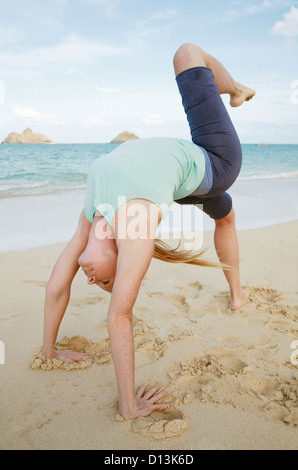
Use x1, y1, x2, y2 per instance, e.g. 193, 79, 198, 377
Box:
153, 238, 227, 269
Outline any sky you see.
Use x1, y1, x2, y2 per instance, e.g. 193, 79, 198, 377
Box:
0, 0, 298, 144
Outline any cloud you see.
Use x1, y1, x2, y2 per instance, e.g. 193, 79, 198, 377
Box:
59, 68, 81, 75
7, 103, 64, 125
0, 81, 5, 105
96, 86, 121, 93
256, 72, 279, 83
83, 116, 111, 127
0, 34, 132, 71
149, 9, 178, 21
142, 113, 166, 125
126, 7, 178, 44
217, 0, 295, 23
71, 0, 123, 20
9, 104, 54, 119
242, 0, 290, 16
271, 6, 298, 37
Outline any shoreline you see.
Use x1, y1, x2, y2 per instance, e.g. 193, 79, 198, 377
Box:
1, 168, 298, 253
1, 178, 298, 253
1, 217, 298, 256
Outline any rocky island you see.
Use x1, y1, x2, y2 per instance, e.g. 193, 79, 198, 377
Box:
2, 128, 54, 144
111, 131, 139, 144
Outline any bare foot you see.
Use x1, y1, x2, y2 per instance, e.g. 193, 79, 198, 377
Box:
230, 289, 250, 311
230, 82, 256, 107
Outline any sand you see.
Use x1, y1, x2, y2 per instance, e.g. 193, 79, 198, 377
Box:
0, 222, 297, 450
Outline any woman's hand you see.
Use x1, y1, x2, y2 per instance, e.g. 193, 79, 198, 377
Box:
125, 385, 171, 419
50, 349, 93, 364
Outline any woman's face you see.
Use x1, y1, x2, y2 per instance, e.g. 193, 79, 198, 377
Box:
80, 250, 117, 292
78, 214, 118, 292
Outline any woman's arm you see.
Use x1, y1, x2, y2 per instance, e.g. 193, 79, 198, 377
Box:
108, 202, 171, 418
43, 210, 91, 359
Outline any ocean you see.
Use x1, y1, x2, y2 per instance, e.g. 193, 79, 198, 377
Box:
0, 143, 298, 252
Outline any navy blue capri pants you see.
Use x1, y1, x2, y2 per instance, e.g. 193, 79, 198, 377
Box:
175, 66, 242, 220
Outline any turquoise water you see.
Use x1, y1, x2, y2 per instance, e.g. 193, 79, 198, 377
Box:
0, 143, 118, 198
240, 144, 298, 180
0, 143, 297, 251
0, 143, 297, 199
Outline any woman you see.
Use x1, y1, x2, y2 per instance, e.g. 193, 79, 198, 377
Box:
43, 43, 255, 419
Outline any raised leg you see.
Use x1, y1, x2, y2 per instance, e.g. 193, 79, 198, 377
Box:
173, 43, 251, 310
173, 43, 255, 107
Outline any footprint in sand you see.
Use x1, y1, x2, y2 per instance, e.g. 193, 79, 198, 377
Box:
240, 286, 298, 333
178, 281, 202, 299
165, 294, 189, 314
69, 295, 105, 306
265, 318, 298, 334
147, 283, 202, 314
244, 286, 285, 304
131, 409, 187, 440
23, 280, 48, 287
146, 292, 164, 299
242, 286, 297, 315
133, 318, 167, 367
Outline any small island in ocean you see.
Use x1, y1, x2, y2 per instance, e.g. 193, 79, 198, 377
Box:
111, 130, 139, 144
2, 128, 54, 144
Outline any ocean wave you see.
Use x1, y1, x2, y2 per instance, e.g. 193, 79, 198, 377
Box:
0, 184, 86, 199
1, 171, 298, 200
239, 170, 298, 180
0, 181, 50, 192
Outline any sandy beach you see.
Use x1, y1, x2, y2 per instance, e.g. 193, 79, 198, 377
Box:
0, 221, 297, 450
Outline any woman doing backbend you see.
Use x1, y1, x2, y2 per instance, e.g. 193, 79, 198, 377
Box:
43, 43, 256, 419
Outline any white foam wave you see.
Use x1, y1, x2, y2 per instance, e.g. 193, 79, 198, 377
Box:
239, 170, 298, 181
0, 181, 50, 192
0, 185, 86, 199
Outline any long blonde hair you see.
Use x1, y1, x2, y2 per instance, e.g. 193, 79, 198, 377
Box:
153, 238, 227, 269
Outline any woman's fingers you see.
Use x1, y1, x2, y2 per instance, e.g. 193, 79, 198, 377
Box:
149, 390, 168, 403
142, 386, 168, 403
136, 385, 171, 411
143, 386, 161, 400
59, 350, 93, 363
73, 353, 92, 359
136, 385, 147, 398
152, 402, 171, 411
141, 402, 172, 417
134, 385, 172, 417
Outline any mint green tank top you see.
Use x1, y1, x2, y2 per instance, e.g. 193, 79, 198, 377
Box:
84, 137, 205, 227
